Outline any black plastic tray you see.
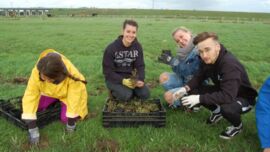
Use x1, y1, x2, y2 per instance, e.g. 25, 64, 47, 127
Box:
102, 98, 166, 128
0, 96, 61, 130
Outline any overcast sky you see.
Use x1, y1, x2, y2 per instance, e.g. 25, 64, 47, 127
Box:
1, 0, 270, 13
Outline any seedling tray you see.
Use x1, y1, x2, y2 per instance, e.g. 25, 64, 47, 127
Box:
0, 96, 61, 130
102, 98, 166, 128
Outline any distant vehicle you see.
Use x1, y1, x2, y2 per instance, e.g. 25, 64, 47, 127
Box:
47, 14, 53, 17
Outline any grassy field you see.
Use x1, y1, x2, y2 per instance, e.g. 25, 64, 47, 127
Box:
50, 8, 270, 21
0, 15, 269, 152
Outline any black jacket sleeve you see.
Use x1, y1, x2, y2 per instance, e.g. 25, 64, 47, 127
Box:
102, 46, 123, 84
187, 64, 206, 90
200, 63, 241, 105
134, 44, 145, 81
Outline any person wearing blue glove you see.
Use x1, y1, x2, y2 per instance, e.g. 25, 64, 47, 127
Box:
174, 32, 257, 139
158, 27, 202, 110
256, 77, 270, 152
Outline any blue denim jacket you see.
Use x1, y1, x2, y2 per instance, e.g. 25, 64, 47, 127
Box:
169, 48, 201, 86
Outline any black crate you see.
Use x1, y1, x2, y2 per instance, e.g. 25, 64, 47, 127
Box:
0, 97, 61, 130
102, 98, 166, 128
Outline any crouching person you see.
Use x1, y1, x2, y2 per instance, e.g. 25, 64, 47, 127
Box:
102, 19, 150, 101
22, 49, 88, 145
174, 32, 257, 139
158, 27, 201, 109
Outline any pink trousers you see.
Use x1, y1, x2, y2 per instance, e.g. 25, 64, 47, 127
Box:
37, 96, 67, 124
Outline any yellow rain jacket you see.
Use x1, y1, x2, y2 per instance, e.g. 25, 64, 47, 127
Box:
22, 49, 88, 120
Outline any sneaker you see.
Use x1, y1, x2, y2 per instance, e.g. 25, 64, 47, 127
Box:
191, 105, 201, 112
206, 112, 223, 124
219, 123, 243, 139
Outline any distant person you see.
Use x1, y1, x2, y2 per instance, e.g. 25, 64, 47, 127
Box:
102, 19, 150, 101
158, 27, 201, 109
256, 77, 270, 152
22, 49, 88, 145
174, 32, 257, 139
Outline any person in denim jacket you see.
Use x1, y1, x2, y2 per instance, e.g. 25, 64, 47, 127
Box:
159, 27, 201, 108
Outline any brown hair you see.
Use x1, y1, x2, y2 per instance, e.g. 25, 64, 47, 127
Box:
193, 32, 219, 45
37, 53, 87, 84
123, 19, 138, 30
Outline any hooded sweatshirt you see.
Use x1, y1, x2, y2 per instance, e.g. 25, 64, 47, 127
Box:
187, 44, 258, 105
102, 35, 145, 84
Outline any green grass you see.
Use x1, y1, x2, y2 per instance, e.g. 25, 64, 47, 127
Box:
50, 8, 270, 21
0, 16, 269, 151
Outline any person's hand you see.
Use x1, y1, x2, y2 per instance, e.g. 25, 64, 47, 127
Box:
182, 95, 200, 108
263, 148, 270, 152
28, 127, 40, 145
158, 50, 173, 65
169, 100, 181, 108
122, 78, 135, 89
135, 80, 144, 87
172, 87, 187, 101
66, 123, 76, 133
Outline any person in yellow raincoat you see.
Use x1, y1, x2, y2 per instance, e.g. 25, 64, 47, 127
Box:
22, 49, 88, 145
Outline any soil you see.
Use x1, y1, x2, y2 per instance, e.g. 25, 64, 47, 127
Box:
146, 79, 159, 89
95, 138, 119, 152
0, 76, 28, 84
86, 112, 98, 119
180, 147, 194, 152
12, 77, 28, 84
21, 135, 49, 151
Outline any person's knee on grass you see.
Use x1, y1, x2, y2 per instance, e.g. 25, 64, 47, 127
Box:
159, 72, 169, 84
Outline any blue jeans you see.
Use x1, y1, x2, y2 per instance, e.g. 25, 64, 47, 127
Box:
161, 72, 184, 107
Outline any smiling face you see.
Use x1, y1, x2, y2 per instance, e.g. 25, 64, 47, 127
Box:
122, 24, 137, 47
197, 38, 221, 64
173, 30, 192, 48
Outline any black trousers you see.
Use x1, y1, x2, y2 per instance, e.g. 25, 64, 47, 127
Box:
191, 85, 254, 126
105, 81, 150, 101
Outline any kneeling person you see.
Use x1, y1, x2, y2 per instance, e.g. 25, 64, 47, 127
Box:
158, 27, 202, 109
102, 19, 150, 101
174, 32, 257, 139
